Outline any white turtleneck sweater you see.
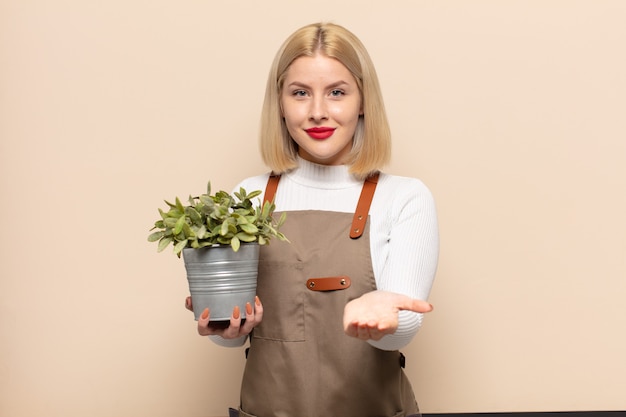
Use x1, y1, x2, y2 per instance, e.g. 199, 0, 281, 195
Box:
210, 158, 439, 351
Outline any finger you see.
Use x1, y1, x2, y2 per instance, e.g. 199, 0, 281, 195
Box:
197, 308, 210, 336
361, 320, 388, 341
356, 322, 371, 340
376, 319, 393, 334
344, 321, 358, 338
253, 295, 263, 322
397, 297, 433, 314
368, 328, 385, 341
222, 306, 242, 339
185, 296, 193, 311
240, 296, 263, 334
239, 302, 254, 334
348, 319, 392, 341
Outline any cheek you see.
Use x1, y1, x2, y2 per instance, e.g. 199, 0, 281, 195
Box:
280, 109, 301, 136
282, 110, 296, 127
279, 97, 286, 118
282, 105, 306, 126
330, 103, 361, 122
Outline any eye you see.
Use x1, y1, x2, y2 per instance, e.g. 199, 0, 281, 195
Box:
330, 89, 345, 97
292, 90, 307, 97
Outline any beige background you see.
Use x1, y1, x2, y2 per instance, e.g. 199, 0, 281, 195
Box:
1, 1, 625, 416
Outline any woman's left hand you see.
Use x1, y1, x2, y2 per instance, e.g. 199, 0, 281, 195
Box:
343, 290, 433, 341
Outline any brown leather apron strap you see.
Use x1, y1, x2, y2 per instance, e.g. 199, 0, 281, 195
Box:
264, 172, 379, 239
350, 172, 379, 239
263, 172, 281, 203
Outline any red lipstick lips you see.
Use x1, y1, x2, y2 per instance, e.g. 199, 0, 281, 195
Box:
305, 127, 336, 140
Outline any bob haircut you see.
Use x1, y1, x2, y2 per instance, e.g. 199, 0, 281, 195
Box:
260, 22, 391, 179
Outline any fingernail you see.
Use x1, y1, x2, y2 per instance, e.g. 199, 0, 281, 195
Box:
201, 308, 209, 320
246, 302, 252, 315
233, 306, 240, 320
255, 296, 261, 306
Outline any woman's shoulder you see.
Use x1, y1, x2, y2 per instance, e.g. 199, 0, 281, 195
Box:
232, 173, 272, 198
373, 172, 437, 218
230, 172, 269, 191
377, 172, 434, 198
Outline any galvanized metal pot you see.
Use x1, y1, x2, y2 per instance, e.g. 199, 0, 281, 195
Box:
182, 244, 259, 321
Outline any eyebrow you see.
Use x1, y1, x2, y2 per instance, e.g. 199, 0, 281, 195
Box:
286, 80, 351, 89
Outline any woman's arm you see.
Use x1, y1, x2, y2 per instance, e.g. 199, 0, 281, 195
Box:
366, 177, 439, 350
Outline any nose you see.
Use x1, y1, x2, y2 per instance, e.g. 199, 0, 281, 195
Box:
309, 96, 328, 122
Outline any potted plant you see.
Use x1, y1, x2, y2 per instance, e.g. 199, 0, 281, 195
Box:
148, 183, 288, 322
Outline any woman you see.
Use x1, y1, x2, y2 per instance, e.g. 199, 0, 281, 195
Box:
186, 22, 439, 417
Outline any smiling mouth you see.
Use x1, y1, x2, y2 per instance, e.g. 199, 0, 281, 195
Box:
305, 127, 336, 140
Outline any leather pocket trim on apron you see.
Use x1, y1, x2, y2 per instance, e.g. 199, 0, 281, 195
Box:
306, 275, 351, 291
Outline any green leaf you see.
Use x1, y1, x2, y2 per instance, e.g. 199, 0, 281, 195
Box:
277, 211, 287, 227
147, 231, 164, 242
174, 215, 186, 235
236, 232, 257, 242
175, 197, 185, 213
231, 236, 240, 252
162, 218, 177, 228
234, 188, 244, 201
220, 221, 229, 236
261, 201, 271, 219
240, 223, 258, 234
195, 225, 207, 239
211, 224, 222, 236
164, 209, 182, 218
185, 206, 202, 224
199, 195, 213, 206
157, 237, 173, 252
173, 239, 188, 255
181, 222, 194, 238
247, 190, 262, 200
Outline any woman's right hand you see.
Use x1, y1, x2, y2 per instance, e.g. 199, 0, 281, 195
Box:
184, 296, 263, 339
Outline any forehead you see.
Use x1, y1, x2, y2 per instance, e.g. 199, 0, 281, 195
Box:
284, 54, 356, 84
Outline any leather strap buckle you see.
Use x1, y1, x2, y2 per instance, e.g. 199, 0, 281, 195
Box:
306, 276, 351, 291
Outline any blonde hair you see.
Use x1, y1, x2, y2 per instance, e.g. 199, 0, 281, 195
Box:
260, 22, 391, 179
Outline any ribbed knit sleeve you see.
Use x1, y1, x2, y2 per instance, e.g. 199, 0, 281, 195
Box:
367, 175, 439, 350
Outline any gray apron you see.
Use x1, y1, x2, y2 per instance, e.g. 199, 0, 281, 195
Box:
237, 174, 420, 417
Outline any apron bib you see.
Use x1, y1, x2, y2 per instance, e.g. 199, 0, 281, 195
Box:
238, 175, 419, 417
